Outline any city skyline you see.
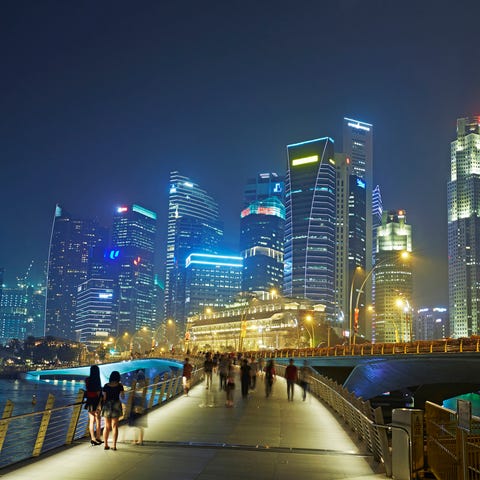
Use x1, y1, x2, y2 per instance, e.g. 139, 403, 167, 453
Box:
2, 1, 480, 308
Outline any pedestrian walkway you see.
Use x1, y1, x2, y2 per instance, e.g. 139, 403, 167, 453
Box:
0, 371, 386, 479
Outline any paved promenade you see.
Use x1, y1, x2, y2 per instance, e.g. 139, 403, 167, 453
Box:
0, 371, 386, 479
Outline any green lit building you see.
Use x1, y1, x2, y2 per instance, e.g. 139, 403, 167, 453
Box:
448, 117, 480, 337
373, 210, 412, 343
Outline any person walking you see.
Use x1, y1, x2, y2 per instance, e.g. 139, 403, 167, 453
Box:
285, 358, 298, 401
204, 352, 214, 390
249, 357, 258, 390
218, 354, 229, 390
299, 360, 310, 401
101, 370, 125, 450
182, 357, 193, 395
240, 358, 251, 399
225, 362, 235, 407
84, 365, 103, 445
264, 359, 276, 398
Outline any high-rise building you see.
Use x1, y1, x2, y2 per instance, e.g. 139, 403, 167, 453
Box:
240, 173, 285, 297
285, 137, 336, 318
342, 118, 373, 339
45, 205, 107, 340
415, 307, 449, 341
184, 253, 243, 318
75, 278, 116, 346
0, 286, 27, 342
111, 204, 157, 335
165, 172, 223, 334
448, 116, 480, 337
373, 210, 413, 343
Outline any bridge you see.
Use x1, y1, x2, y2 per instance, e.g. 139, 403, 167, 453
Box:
0, 363, 385, 480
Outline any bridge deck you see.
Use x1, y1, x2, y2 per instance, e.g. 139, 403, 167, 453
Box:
0, 372, 385, 479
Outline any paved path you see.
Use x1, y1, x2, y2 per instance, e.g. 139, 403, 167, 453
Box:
0, 371, 386, 479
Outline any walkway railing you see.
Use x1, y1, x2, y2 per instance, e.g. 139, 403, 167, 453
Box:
275, 363, 391, 477
425, 401, 480, 480
0, 367, 204, 470
246, 336, 480, 358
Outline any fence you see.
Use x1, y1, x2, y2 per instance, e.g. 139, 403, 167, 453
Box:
0, 366, 204, 469
275, 362, 391, 477
425, 400, 480, 480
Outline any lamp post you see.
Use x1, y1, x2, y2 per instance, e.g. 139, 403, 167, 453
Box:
305, 315, 315, 348
349, 267, 362, 346
350, 251, 411, 345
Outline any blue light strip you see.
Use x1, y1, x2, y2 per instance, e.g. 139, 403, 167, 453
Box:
287, 137, 334, 148
132, 204, 157, 220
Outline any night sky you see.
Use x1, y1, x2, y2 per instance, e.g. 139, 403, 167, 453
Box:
1, 0, 479, 307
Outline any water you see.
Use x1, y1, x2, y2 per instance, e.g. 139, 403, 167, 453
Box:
0, 358, 183, 415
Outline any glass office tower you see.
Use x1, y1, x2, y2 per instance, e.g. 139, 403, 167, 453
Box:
285, 137, 336, 318
45, 205, 107, 340
374, 210, 412, 343
165, 172, 223, 334
112, 204, 157, 334
240, 173, 285, 296
448, 116, 480, 337
342, 118, 373, 338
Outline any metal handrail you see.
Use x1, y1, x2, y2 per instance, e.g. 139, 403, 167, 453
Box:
0, 366, 204, 469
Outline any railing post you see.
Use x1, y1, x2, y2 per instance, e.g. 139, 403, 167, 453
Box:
0, 400, 14, 453
33, 393, 55, 457
66, 389, 85, 444
374, 407, 392, 477
148, 375, 160, 409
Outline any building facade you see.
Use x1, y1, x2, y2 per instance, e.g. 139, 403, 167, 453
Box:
45, 205, 107, 340
342, 118, 373, 339
111, 204, 157, 335
373, 210, 413, 343
184, 253, 243, 319
240, 173, 285, 296
285, 137, 337, 319
165, 172, 223, 334
415, 307, 449, 341
75, 278, 115, 346
448, 116, 480, 337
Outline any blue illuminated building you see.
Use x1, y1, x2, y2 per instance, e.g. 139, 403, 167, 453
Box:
285, 137, 336, 318
184, 253, 243, 317
240, 173, 285, 296
46, 205, 107, 340
112, 204, 157, 334
342, 118, 373, 338
75, 279, 115, 345
165, 172, 223, 333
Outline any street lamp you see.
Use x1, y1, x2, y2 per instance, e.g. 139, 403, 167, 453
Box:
305, 315, 315, 348
350, 251, 411, 345
349, 267, 362, 346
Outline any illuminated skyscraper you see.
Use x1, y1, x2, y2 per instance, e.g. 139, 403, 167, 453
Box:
111, 204, 157, 334
373, 210, 412, 343
448, 116, 480, 337
165, 172, 223, 333
285, 137, 336, 318
184, 253, 243, 317
342, 118, 373, 338
240, 173, 285, 296
45, 205, 107, 340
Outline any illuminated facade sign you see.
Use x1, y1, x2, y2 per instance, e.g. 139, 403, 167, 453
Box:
291, 155, 319, 167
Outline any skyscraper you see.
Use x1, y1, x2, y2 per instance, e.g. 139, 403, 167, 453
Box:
240, 173, 285, 296
373, 210, 412, 343
184, 253, 243, 317
285, 137, 336, 318
448, 116, 480, 338
342, 118, 373, 338
45, 205, 107, 340
111, 204, 157, 334
165, 172, 223, 333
